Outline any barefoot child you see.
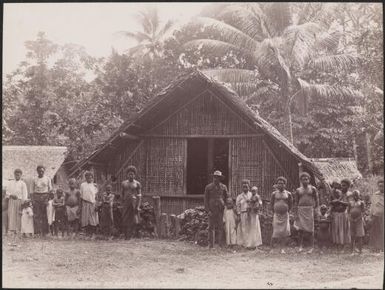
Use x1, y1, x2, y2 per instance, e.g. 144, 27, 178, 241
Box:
317, 204, 331, 253
46, 191, 55, 236
223, 198, 237, 247
65, 178, 80, 238
21, 200, 34, 237
348, 190, 365, 255
99, 184, 114, 240
248, 186, 262, 248
53, 189, 66, 238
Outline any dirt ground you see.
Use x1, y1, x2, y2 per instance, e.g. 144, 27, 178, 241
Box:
2, 236, 384, 289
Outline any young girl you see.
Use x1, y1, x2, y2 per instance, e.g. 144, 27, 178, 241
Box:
248, 186, 263, 249
99, 184, 115, 240
223, 197, 237, 247
348, 190, 365, 255
46, 191, 55, 236
317, 204, 331, 253
53, 189, 67, 238
21, 200, 34, 238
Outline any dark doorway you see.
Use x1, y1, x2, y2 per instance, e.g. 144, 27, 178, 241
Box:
186, 138, 229, 195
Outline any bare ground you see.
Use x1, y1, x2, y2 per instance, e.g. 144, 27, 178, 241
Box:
2, 236, 384, 289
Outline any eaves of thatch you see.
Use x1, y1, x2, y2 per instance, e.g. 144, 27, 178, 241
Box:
69, 70, 323, 179
310, 158, 362, 184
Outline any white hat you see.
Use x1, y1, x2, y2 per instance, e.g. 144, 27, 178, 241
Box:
212, 170, 224, 178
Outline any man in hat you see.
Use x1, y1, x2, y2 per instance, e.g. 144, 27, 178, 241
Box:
204, 170, 229, 248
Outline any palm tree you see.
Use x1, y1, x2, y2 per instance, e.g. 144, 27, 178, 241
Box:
117, 7, 174, 60
182, 3, 362, 142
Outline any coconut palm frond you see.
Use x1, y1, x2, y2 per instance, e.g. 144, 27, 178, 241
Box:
158, 20, 175, 39
218, 5, 266, 41
264, 2, 292, 37
127, 44, 147, 57
315, 31, 342, 51
298, 78, 364, 101
191, 17, 260, 51
183, 39, 255, 60
245, 83, 281, 103
203, 68, 258, 84
118, 31, 152, 43
310, 54, 360, 71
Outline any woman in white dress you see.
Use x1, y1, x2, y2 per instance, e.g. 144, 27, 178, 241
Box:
247, 186, 263, 248
236, 179, 252, 248
6, 169, 28, 236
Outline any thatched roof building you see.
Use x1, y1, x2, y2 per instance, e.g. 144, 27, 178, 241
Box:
311, 158, 362, 184
70, 70, 324, 214
2, 146, 68, 193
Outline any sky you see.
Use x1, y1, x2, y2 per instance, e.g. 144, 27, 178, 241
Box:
3, 2, 208, 76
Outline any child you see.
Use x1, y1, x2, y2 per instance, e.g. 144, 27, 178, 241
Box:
112, 194, 123, 238
223, 197, 237, 247
2, 189, 9, 236
53, 189, 66, 238
47, 191, 55, 236
348, 190, 365, 255
21, 200, 34, 237
99, 184, 114, 240
317, 204, 331, 253
65, 178, 80, 238
80, 171, 99, 240
248, 186, 263, 248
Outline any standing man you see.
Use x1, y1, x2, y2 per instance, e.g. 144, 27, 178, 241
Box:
204, 170, 229, 248
121, 166, 142, 240
65, 178, 81, 238
6, 169, 28, 236
369, 178, 384, 253
32, 165, 52, 238
293, 172, 319, 254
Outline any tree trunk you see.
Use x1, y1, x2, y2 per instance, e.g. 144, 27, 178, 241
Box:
366, 132, 373, 174
284, 98, 294, 144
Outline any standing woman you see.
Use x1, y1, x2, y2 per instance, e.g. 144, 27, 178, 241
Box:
79, 171, 99, 240
236, 179, 252, 248
32, 165, 53, 238
270, 176, 292, 254
248, 186, 263, 249
7, 169, 28, 236
121, 166, 142, 240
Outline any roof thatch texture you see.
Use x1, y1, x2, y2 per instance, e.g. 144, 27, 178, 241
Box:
311, 158, 362, 184
70, 70, 322, 179
2, 146, 68, 181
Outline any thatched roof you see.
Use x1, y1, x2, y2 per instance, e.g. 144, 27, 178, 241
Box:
70, 70, 323, 179
2, 146, 68, 181
311, 158, 362, 184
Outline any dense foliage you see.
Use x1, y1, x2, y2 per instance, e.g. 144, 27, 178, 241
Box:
2, 3, 383, 175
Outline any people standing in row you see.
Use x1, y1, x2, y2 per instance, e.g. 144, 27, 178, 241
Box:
80, 171, 99, 240
32, 165, 52, 237
204, 170, 228, 248
293, 172, 319, 254
270, 176, 292, 254
6, 169, 28, 236
121, 166, 142, 240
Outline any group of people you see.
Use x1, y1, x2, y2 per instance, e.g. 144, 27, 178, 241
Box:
204, 170, 384, 255
2, 165, 143, 240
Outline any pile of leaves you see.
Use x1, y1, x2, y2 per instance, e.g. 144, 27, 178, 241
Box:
177, 206, 209, 246
137, 202, 156, 238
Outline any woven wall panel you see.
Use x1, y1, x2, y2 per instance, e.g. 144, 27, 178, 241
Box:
147, 91, 256, 136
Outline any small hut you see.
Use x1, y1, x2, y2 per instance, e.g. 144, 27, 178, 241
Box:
2, 146, 68, 194
69, 70, 323, 214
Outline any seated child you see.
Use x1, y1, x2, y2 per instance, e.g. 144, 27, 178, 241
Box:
317, 204, 331, 253
223, 198, 237, 247
21, 200, 34, 237
99, 184, 114, 240
53, 189, 67, 238
47, 191, 55, 236
348, 190, 365, 255
2, 189, 8, 236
